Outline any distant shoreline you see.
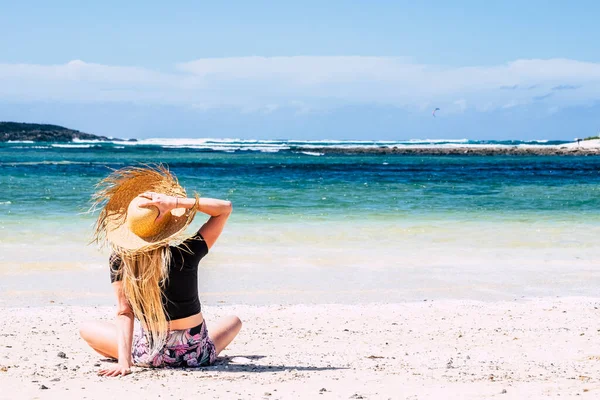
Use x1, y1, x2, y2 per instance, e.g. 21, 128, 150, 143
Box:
3, 121, 600, 155
4, 140, 600, 156
304, 144, 600, 156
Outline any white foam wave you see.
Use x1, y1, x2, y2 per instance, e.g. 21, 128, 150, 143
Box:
4, 137, 569, 153
295, 144, 381, 150
6, 146, 50, 149
108, 140, 138, 146
122, 138, 474, 147
132, 138, 213, 146
72, 138, 103, 143
0, 161, 106, 166
7, 140, 34, 143
165, 145, 238, 151
0, 201, 12, 205
404, 138, 469, 144
242, 146, 284, 152
51, 144, 92, 148
120, 138, 547, 152
163, 144, 287, 152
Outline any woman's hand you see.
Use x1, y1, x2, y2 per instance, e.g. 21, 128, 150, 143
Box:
98, 361, 132, 377
138, 192, 179, 223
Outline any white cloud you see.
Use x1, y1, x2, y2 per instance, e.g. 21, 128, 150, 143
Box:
263, 104, 279, 114
502, 100, 521, 109
1, 57, 599, 112
453, 99, 467, 112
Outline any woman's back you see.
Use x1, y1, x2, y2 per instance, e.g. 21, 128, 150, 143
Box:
110, 232, 209, 321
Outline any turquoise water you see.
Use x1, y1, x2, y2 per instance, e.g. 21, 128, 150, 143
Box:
1, 141, 599, 305
2, 141, 599, 218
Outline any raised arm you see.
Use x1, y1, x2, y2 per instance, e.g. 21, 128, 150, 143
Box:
195, 197, 232, 249
138, 192, 232, 249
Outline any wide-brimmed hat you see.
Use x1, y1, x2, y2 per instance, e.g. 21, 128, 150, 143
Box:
92, 165, 198, 253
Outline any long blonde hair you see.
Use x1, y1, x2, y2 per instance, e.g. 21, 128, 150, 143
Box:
119, 248, 171, 358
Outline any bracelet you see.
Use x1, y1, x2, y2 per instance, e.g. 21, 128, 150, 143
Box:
175, 197, 178, 209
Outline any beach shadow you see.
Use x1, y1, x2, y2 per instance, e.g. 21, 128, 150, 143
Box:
203, 355, 347, 373
99, 355, 346, 373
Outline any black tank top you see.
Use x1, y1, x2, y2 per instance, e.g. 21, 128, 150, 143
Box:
109, 232, 209, 321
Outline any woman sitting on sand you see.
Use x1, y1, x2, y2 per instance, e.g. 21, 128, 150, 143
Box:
80, 166, 242, 376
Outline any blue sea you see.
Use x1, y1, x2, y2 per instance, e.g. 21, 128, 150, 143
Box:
1, 138, 599, 306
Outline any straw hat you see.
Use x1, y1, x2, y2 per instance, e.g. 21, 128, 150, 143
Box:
92, 165, 198, 253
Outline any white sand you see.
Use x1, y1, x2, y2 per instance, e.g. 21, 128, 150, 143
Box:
561, 139, 600, 149
1, 299, 599, 399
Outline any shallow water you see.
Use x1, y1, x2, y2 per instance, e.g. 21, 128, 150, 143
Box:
1, 142, 599, 305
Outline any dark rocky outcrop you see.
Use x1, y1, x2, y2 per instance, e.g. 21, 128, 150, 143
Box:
0, 122, 133, 142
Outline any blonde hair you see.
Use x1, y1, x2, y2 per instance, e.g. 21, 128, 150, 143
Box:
119, 247, 171, 359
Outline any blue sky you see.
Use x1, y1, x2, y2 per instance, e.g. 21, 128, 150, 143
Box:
1, 0, 599, 140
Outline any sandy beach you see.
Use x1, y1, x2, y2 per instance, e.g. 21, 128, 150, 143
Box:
1, 298, 599, 399
3, 144, 600, 400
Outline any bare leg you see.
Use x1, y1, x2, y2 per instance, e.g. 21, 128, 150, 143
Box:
79, 320, 119, 359
81, 317, 241, 360
207, 315, 242, 355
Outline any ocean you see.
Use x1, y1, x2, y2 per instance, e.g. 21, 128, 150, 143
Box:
1, 139, 599, 306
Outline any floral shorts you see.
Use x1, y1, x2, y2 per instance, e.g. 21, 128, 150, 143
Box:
132, 321, 217, 368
